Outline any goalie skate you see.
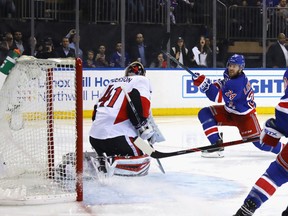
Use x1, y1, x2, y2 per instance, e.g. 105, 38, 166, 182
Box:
90, 155, 110, 180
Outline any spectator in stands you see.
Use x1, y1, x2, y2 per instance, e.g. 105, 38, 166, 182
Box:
12, 31, 25, 55
205, 37, 225, 68
23, 36, 37, 56
129, 33, 153, 67
36, 38, 57, 59
3, 32, 17, 50
170, 36, 191, 68
276, 0, 288, 35
266, 32, 288, 68
55, 37, 75, 58
95, 45, 109, 67
159, 0, 178, 24
191, 35, 212, 68
83, 50, 96, 68
0, 41, 9, 65
66, 29, 83, 59
149, 52, 167, 68
110, 42, 130, 68
176, 0, 195, 24
0, 32, 17, 64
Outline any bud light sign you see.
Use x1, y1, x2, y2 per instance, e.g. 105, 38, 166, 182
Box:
182, 71, 285, 99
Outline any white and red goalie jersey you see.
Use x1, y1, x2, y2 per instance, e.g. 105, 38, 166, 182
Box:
89, 75, 152, 139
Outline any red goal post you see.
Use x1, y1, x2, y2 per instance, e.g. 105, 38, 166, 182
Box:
0, 56, 83, 204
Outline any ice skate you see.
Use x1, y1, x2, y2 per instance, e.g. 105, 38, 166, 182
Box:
201, 135, 224, 158
234, 199, 257, 216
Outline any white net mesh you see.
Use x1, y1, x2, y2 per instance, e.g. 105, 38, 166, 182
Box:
0, 56, 82, 205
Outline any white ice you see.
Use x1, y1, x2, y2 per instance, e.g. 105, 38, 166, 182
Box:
1, 115, 287, 216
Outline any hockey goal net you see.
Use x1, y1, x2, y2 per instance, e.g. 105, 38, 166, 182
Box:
0, 56, 83, 205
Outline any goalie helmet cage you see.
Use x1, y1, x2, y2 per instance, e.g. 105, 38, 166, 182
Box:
0, 56, 83, 205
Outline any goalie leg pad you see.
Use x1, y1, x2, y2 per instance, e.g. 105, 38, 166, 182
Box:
89, 153, 151, 177
112, 155, 151, 177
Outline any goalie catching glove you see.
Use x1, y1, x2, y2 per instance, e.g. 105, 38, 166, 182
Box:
260, 118, 284, 147
192, 73, 211, 92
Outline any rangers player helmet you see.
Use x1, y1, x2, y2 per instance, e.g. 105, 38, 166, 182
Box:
226, 54, 245, 70
125, 61, 146, 76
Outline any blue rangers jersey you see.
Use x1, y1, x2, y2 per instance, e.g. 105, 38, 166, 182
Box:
275, 86, 288, 137
205, 69, 256, 115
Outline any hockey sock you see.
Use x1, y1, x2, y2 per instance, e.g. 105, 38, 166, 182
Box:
198, 107, 220, 145
245, 161, 288, 209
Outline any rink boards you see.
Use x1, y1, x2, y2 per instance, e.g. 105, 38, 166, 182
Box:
0, 68, 286, 117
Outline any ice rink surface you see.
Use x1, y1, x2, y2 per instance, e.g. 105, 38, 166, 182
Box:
1, 115, 287, 216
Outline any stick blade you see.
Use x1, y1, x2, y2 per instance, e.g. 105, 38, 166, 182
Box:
134, 137, 155, 155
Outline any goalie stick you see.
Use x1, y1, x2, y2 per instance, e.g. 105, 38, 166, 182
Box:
121, 85, 166, 174
134, 137, 260, 159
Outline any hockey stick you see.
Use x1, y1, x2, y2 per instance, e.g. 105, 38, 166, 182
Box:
162, 51, 197, 78
134, 137, 259, 159
121, 86, 165, 174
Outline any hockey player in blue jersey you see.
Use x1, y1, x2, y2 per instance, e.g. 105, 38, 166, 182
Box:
193, 54, 284, 158
233, 69, 288, 216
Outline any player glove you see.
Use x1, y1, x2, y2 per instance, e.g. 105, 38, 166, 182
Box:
135, 120, 155, 141
260, 118, 283, 147
192, 73, 211, 92
213, 79, 225, 89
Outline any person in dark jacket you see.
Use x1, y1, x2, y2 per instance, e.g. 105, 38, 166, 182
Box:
55, 37, 75, 58
266, 33, 288, 68
129, 33, 153, 67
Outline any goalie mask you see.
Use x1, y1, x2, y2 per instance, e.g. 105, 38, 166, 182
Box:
125, 61, 146, 76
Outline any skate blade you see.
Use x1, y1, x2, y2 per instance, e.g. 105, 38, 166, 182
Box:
201, 151, 224, 158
